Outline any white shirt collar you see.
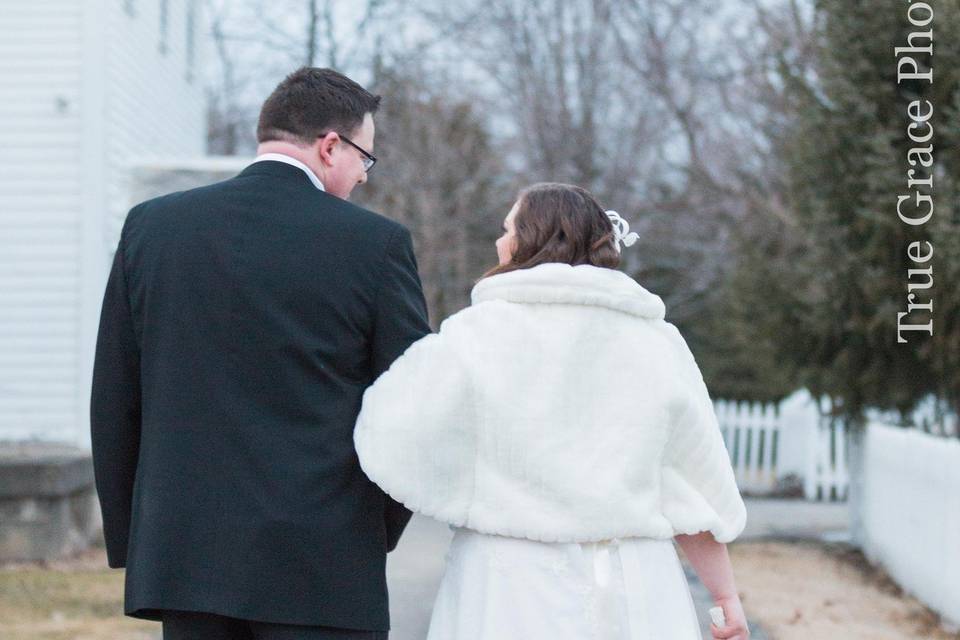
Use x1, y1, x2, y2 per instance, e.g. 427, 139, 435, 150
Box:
250, 153, 326, 191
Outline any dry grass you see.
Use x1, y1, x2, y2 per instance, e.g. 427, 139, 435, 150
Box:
726, 540, 960, 640
0, 549, 158, 640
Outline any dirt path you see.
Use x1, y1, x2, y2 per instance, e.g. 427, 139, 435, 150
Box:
722, 540, 960, 640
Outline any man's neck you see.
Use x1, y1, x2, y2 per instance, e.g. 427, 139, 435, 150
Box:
256, 142, 324, 179
254, 142, 326, 191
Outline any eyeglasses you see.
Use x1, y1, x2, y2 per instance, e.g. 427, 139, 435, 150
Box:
319, 132, 377, 173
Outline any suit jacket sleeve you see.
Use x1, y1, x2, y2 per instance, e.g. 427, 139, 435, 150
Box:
369, 225, 431, 552
90, 217, 143, 568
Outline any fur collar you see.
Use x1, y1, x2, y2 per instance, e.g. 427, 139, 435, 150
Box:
470, 263, 666, 319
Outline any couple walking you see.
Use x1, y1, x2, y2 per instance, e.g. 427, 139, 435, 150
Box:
91, 67, 750, 640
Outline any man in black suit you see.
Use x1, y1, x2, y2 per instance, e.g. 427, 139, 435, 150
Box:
91, 68, 431, 640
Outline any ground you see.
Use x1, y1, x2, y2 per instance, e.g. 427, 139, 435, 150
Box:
0, 548, 155, 640
1, 500, 957, 640
723, 539, 960, 640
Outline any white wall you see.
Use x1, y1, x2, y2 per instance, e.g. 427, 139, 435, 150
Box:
75, 0, 205, 449
0, 2, 85, 443
0, 1, 205, 447
862, 422, 960, 630
103, 0, 205, 244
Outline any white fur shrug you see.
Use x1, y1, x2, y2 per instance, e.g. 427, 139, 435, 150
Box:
354, 263, 747, 544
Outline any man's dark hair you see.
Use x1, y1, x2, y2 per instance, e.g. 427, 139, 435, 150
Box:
256, 67, 381, 145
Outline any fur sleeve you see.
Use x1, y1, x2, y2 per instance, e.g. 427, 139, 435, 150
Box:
354, 323, 477, 527
659, 324, 747, 544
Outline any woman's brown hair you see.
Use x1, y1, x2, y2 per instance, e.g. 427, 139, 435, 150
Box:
482, 182, 621, 278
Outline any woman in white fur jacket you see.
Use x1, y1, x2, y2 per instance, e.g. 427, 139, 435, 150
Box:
354, 183, 750, 640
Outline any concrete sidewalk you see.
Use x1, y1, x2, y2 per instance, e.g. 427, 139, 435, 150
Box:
386, 516, 453, 640
386, 516, 770, 640
151, 498, 847, 640
387, 495, 850, 640
737, 496, 850, 543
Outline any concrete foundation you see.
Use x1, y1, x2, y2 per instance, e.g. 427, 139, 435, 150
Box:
0, 443, 101, 562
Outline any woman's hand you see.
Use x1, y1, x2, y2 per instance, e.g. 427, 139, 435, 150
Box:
671, 533, 749, 639
710, 594, 750, 640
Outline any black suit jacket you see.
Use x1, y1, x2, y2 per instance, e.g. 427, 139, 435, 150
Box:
90, 160, 430, 630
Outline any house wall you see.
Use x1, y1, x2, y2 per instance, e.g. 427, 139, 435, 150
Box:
0, 1, 205, 447
0, 2, 85, 443
75, 0, 205, 449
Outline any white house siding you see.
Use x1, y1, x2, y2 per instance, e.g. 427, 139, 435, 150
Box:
0, 2, 84, 443
103, 0, 205, 246
0, 1, 205, 447
72, 0, 205, 449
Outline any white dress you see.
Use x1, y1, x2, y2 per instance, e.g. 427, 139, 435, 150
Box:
354, 263, 747, 640
426, 528, 703, 640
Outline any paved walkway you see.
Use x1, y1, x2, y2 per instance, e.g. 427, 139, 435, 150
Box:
144, 497, 847, 640
148, 498, 846, 639
387, 497, 849, 639
737, 496, 850, 543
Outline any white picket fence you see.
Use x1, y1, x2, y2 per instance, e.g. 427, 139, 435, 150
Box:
713, 389, 850, 501
714, 388, 959, 502
713, 400, 779, 496
716, 391, 960, 630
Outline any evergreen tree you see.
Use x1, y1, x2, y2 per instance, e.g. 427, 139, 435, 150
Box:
725, 0, 960, 541
778, 0, 960, 426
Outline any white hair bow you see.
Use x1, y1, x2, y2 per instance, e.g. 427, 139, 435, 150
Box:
605, 210, 639, 253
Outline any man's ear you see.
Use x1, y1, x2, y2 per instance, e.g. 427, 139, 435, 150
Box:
316, 132, 339, 167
